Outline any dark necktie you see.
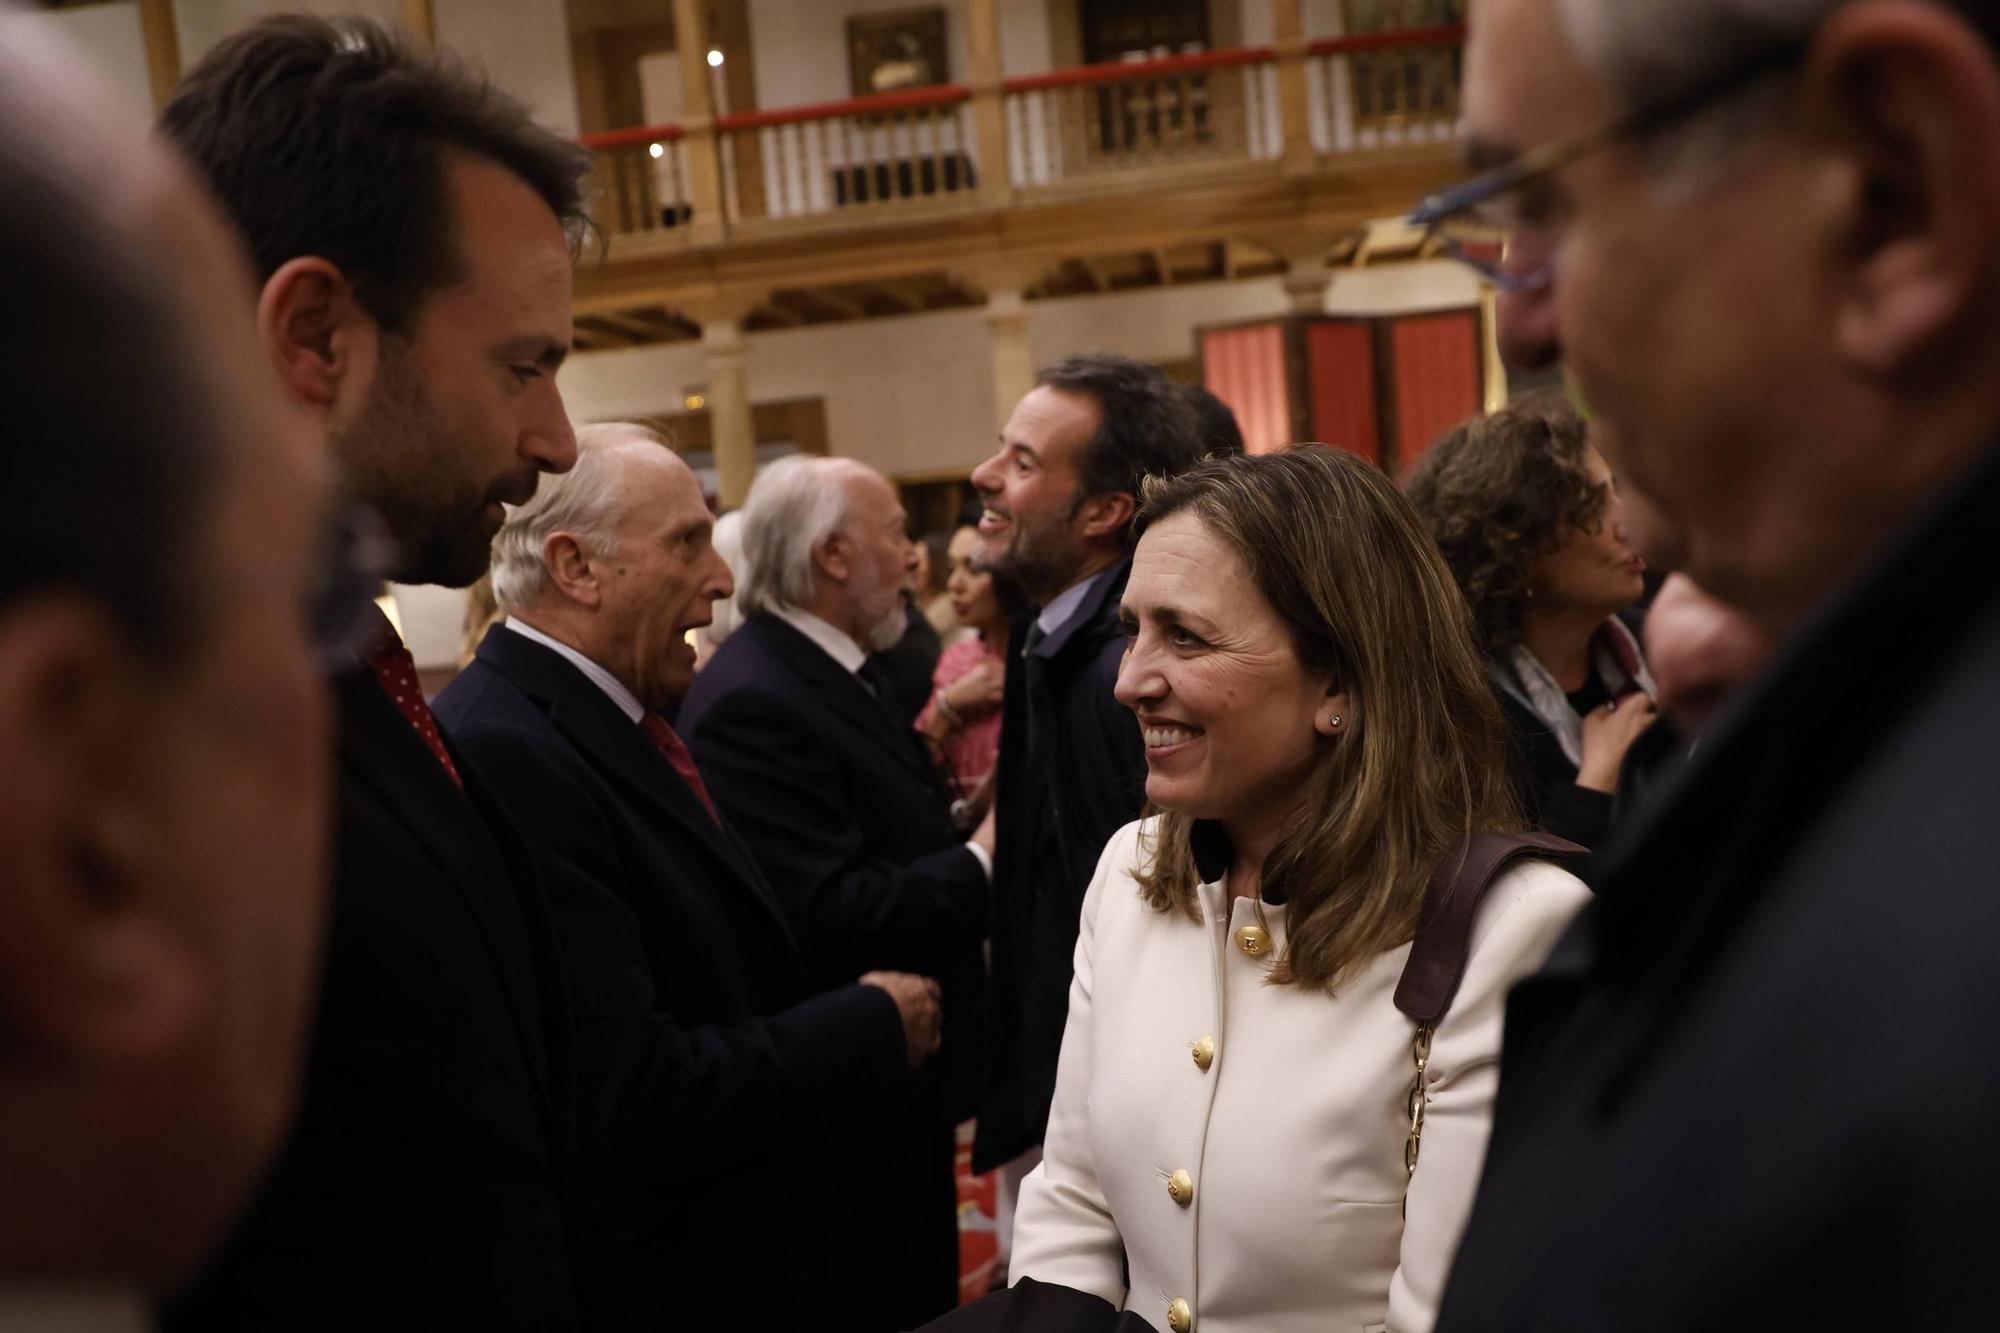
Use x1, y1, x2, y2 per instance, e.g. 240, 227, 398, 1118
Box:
641, 712, 720, 824
857, 658, 898, 706
360, 605, 462, 788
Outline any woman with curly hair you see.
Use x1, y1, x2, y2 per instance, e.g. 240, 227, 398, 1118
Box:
1405, 393, 1658, 849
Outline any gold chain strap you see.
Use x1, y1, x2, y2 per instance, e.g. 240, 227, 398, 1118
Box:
1402, 1023, 1434, 1208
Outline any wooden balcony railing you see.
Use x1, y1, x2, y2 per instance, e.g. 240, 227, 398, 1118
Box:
719, 85, 976, 223
577, 25, 1464, 242
1003, 46, 1281, 189
1307, 25, 1465, 153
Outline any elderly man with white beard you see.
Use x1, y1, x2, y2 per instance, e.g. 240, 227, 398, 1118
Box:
678, 454, 994, 1330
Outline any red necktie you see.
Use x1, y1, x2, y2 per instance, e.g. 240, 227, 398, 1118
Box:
641, 713, 719, 823
361, 606, 463, 788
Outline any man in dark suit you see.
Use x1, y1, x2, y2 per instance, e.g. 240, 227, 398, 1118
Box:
434, 424, 943, 1329
680, 455, 994, 1329
1428, 1, 2000, 1327
159, 18, 595, 1328
965, 355, 1204, 1237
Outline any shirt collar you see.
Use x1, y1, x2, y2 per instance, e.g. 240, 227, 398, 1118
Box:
503, 618, 645, 723
770, 604, 867, 674
1035, 563, 1120, 636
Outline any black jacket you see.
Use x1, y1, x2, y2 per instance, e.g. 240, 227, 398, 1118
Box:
165, 668, 583, 1331
433, 627, 909, 1330
974, 562, 1147, 1172
678, 611, 987, 1330
1498, 692, 1615, 850
1435, 440, 2000, 1331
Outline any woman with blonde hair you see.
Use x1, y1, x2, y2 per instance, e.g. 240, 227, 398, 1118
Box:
932, 447, 1590, 1333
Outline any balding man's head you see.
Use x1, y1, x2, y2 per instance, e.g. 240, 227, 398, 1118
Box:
492, 424, 733, 707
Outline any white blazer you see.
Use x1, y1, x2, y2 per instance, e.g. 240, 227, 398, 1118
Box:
1009, 818, 1590, 1333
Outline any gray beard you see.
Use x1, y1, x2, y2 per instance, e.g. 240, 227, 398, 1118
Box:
865, 602, 909, 653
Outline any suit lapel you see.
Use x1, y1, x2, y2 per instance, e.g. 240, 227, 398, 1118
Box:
478, 630, 800, 951
757, 617, 944, 791
332, 667, 551, 1099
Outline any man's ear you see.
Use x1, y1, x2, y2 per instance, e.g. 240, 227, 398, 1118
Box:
1814, 2, 2000, 374
543, 533, 604, 608
813, 531, 853, 586
0, 599, 201, 1066
1076, 491, 1136, 543
256, 257, 377, 413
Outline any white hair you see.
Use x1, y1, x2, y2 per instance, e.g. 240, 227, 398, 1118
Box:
735, 455, 863, 617
489, 421, 673, 614
696, 509, 747, 650
1556, 0, 1837, 113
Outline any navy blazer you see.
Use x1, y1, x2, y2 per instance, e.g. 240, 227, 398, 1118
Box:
975, 561, 1147, 1173
434, 626, 907, 1330
166, 666, 583, 1332
679, 610, 988, 1330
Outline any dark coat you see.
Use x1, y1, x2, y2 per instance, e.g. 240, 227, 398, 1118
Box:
1498, 692, 1614, 850
973, 561, 1148, 1172
1435, 443, 2000, 1331
164, 668, 583, 1332
433, 627, 909, 1330
870, 597, 946, 727
678, 611, 988, 1330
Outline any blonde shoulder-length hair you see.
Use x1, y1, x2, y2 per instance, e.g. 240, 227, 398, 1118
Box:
1131, 446, 1521, 993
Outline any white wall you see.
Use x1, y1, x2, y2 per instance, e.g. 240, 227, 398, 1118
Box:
11, 2, 152, 106
436, 0, 580, 136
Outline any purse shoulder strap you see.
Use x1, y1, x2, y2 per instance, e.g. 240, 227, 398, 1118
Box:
1394, 830, 1587, 1026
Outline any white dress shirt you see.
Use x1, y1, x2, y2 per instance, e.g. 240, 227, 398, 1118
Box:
1010, 818, 1590, 1333
503, 618, 644, 722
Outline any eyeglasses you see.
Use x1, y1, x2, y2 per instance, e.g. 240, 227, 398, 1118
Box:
1408, 35, 1808, 292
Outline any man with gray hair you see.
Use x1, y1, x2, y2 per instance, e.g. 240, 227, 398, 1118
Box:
433, 426, 939, 1329
1425, 1, 2000, 1326
0, 16, 344, 1325
680, 454, 994, 1329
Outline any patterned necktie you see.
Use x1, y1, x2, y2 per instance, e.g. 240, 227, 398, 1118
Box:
360, 605, 462, 788
640, 713, 720, 824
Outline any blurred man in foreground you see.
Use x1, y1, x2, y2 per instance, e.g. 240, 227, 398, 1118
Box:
0, 17, 334, 1326
1434, 0, 2000, 1324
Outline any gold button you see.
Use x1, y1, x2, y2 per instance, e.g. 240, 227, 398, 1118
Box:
1167, 1168, 1194, 1207
1167, 1297, 1192, 1332
1191, 1035, 1215, 1072
1234, 924, 1270, 956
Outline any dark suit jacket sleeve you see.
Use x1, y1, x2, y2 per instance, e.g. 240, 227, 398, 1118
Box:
450, 717, 908, 1181
685, 684, 987, 984
1502, 695, 1613, 849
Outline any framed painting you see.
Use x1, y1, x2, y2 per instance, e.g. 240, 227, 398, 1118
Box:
848, 7, 950, 97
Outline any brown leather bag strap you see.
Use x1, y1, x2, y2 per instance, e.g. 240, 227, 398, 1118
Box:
1393, 831, 1586, 1026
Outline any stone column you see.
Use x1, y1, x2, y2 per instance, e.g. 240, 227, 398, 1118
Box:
966, 0, 1013, 207
399, 0, 436, 49
1272, 0, 1316, 173
137, 0, 181, 110
986, 288, 1034, 434
1281, 255, 1333, 314
703, 318, 756, 509
673, 0, 729, 245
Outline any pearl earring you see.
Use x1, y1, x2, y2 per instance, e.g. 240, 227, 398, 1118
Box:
1327, 714, 1343, 730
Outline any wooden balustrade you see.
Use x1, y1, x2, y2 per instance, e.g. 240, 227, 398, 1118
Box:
1306, 24, 1465, 154
576, 27, 1464, 243
1003, 47, 1281, 189
715, 86, 977, 223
